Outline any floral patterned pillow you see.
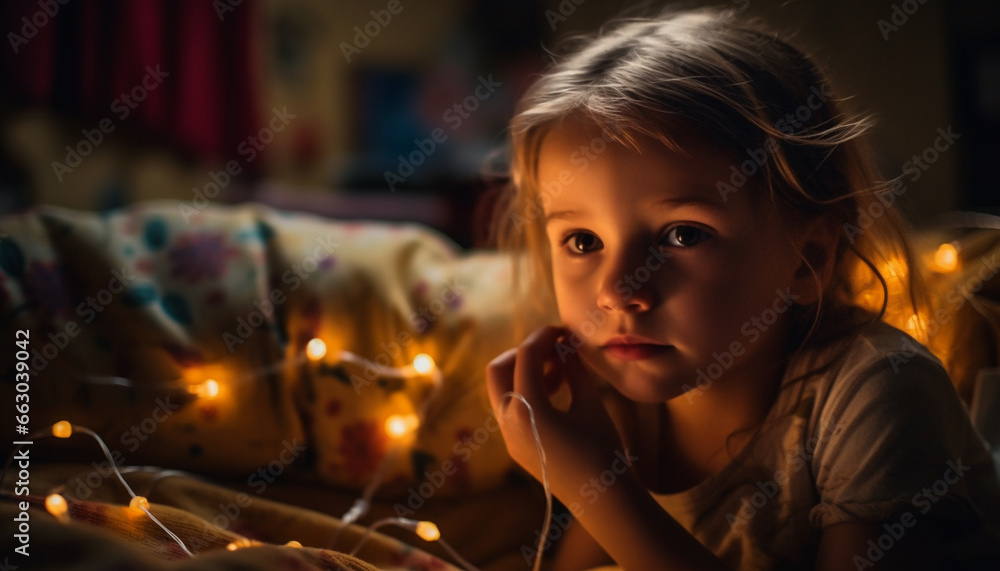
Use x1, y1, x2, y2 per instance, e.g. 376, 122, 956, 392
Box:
0, 202, 536, 496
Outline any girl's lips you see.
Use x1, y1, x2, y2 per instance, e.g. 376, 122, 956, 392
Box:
603, 343, 673, 361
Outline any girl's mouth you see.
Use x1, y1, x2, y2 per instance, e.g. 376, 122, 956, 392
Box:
603, 343, 673, 361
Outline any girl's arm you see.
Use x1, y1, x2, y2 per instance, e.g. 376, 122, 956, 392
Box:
816, 521, 942, 571
489, 326, 947, 570
487, 326, 733, 571
549, 520, 614, 571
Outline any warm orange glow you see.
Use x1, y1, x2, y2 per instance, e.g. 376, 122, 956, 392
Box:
202, 379, 219, 398
885, 258, 907, 280
52, 421, 73, 439
45, 494, 69, 520
415, 521, 440, 542
306, 338, 327, 361
385, 414, 420, 438
906, 313, 926, 336
285, 540, 302, 548
189, 379, 219, 399
934, 243, 959, 272
412, 353, 434, 375
129, 496, 150, 511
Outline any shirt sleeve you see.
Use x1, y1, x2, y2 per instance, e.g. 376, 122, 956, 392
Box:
807, 335, 992, 532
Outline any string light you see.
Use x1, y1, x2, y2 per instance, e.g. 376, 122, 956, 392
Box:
415, 520, 440, 542
934, 242, 959, 272
45, 494, 69, 522
412, 353, 434, 375
52, 420, 73, 438
0, 421, 196, 558
348, 518, 478, 571
385, 414, 420, 438
306, 338, 327, 360
3, 345, 500, 571
189, 379, 219, 399
500, 392, 552, 571
129, 496, 150, 511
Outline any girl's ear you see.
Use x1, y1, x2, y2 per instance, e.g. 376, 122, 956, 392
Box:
789, 218, 840, 306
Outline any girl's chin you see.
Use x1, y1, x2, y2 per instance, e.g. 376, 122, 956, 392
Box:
583, 355, 690, 403
599, 370, 686, 403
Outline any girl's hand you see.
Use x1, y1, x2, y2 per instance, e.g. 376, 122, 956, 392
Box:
486, 326, 632, 505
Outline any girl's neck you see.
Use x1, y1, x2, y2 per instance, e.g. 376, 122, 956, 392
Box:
660, 333, 790, 487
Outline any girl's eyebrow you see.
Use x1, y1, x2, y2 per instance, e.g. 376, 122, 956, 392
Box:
545, 196, 724, 225
544, 210, 578, 223
655, 195, 726, 210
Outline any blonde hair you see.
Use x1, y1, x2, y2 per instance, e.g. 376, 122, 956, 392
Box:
494, 7, 946, 372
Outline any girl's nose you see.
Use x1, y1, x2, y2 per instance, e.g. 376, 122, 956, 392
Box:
596, 249, 657, 313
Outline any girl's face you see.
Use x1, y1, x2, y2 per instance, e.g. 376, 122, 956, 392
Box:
537, 119, 806, 403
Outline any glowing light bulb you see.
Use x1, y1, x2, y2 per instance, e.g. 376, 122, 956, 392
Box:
385, 414, 420, 438
226, 542, 239, 551
189, 379, 219, 398
202, 379, 219, 398
306, 338, 327, 361
45, 494, 69, 520
285, 540, 302, 548
412, 353, 434, 375
415, 521, 440, 542
52, 421, 73, 439
129, 496, 150, 511
934, 243, 958, 272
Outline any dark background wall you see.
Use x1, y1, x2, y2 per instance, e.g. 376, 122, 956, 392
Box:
1, 0, 996, 247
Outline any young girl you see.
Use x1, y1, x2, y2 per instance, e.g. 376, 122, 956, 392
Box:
486, 7, 1000, 570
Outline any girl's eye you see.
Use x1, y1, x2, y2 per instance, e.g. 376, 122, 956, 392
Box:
563, 232, 603, 254
662, 226, 711, 248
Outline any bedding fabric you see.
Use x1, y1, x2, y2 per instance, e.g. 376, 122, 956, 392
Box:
0, 202, 550, 570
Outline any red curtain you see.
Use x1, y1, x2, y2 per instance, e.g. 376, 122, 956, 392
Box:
2, 0, 260, 169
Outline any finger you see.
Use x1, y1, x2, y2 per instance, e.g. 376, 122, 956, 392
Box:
486, 348, 517, 414
542, 360, 563, 395
562, 348, 602, 413
513, 325, 568, 408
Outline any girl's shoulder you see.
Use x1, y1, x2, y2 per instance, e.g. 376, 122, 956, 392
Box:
781, 318, 951, 409
780, 320, 1000, 535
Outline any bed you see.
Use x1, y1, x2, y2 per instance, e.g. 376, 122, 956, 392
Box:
1, 201, 998, 570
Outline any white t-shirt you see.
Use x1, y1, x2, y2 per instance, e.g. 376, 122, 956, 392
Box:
625, 320, 1000, 569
